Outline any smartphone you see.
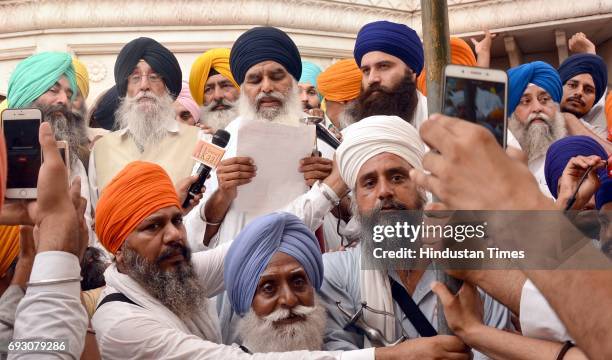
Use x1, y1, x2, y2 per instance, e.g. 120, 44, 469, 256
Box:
1, 108, 42, 199
442, 65, 508, 147
56, 140, 70, 180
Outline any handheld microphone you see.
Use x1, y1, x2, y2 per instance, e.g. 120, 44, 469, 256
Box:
182, 129, 231, 209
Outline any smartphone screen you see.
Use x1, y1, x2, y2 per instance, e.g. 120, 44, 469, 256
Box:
4, 119, 41, 189
443, 76, 506, 146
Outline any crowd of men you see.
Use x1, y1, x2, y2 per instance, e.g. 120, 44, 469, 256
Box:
0, 19, 611, 360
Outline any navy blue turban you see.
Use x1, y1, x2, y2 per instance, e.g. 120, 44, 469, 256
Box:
92, 85, 119, 130
544, 135, 607, 199
114, 37, 182, 99
558, 53, 608, 103
507, 61, 562, 115
596, 177, 612, 210
224, 212, 323, 316
230, 27, 302, 85
354, 20, 424, 75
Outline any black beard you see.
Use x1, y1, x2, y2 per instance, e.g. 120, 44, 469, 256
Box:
350, 71, 418, 125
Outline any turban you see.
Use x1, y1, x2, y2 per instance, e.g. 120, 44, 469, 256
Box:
176, 81, 201, 123
95, 161, 180, 254
544, 136, 608, 199
317, 59, 362, 102
189, 48, 238, 106
230, 27, 302, 85
558, 53, 608, 103
91, 85, 120, 130
417, 38, 477, 96
72, 57, 90, 99
354, 20, 424, 75
596, 177, 612, 210
224, 212, 323, 316
507, 61, 562, 115
336, 115, 425, 189
606, 93, 612, 142
114, 37, 182, 99
299, 61, 323, 101
0, 225, 19, 277
7, 52, 77, 108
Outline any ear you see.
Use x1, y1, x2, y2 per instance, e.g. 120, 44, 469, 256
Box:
114, 246, 125, 272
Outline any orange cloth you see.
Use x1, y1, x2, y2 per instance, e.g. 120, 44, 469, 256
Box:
417, 37, 477, 96
95, 161, 181, 254
606, 93, 612, 142
0, 128, 5, 208
317, 59, 362, 102
0, 225, 20, 276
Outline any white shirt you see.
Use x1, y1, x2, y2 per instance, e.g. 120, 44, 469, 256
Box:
10, 251, 88, 359
519, 279, 572, 342
580, 90, 609, 139
528, 155, 554, 199
71, 159, 96, 248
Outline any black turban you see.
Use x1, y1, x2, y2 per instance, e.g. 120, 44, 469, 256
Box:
92, 85, 120, 130
114, 37, 182, 99
230, 27, 302, 85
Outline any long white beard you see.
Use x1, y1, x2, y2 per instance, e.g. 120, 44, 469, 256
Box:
239, 294, 327, 353
200, 99, 239, 130
238, 79, 303, 126
116, 91, 177, 151
509, 110, 567, 163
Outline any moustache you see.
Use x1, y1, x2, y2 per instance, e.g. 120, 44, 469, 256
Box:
156, 243, 190, 264
256, 92, 285, 108
526, 112, 551, 127
567, 96, 586, 106
210, 98, 233, 111
134, 92, 157, 103
263, 305, 316, 323
377, 198, 408, 211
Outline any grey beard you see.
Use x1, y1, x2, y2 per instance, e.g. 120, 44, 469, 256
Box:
239, 294, 327, 352
338, 102, 357, 130
509, 111, 567, 163
116, 91, 177, 151
200, 100, 238, 130
121, 244, 206, 319
238, 79, 303, 126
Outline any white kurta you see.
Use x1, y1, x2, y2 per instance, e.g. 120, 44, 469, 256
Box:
519, 279, 573, 342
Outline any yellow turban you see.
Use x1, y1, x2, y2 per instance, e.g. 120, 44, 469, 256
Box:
189, 48, 238, 106
0, 225, 20, 277
0, 99, 7, 112
317, 59, 362, 102
72, 58, 90, 99
417, 38, 477, 96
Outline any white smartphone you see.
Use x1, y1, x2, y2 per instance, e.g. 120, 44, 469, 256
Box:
442, 65, 508, 147
1, 108, 42, 199
56, 140, 70, 181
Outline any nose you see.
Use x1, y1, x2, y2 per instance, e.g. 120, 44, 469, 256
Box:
530, 99, 545, 114
261, 76, 273, 94
162, 221, 184, 245
300, 89, 309, 103
213, 85, 224, 101
376, 179, 394, 202
277, 282, 299, 309
138, 76, 151, 92
55, 90, 69, 106
367, 69, 381, 87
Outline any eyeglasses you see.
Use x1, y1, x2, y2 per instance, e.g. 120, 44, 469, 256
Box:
128, 73, 163, 85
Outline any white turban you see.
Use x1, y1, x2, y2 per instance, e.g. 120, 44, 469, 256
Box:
336, 115, 425, 189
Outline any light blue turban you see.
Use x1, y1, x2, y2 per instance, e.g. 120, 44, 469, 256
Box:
7, 52, 77, 109
507, 61, 562, 115
299, 61, 323, 100
224, 212, 324, 316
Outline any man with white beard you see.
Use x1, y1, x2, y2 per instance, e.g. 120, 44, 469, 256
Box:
190, 48, 240, 131
224, 212, 327, 352
507, 61, 572, 198
89, 37, 200, 207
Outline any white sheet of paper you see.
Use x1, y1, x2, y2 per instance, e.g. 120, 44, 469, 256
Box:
234, 120, 315, 215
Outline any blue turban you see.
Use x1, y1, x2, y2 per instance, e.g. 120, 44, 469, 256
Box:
224, 212, 323, 316
114, 37, 182, 99
558, 53, 608, 103
354, 20, 424, 75
230, 27, 302, 85
507, 61, 562, 115
544, 136, 607, 199
7, 52, 77, 109
299, 61, 323, 100
596, 177, 612, 210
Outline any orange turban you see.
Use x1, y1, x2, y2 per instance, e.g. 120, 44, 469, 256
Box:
317, 59, 362, 102
0, 127, 5, 208
95, 161, 180, 254
0, 225, 20, 277
417, 37, 477, 96
606, 93, 612, 142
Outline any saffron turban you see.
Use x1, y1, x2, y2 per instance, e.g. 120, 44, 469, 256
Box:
596, 177, 612, 210
299, 61, 323, 100
336, 115, 425, 189
558, 53, 608, 103
92, 85, 120, 130
224, 212, 323, 316
544, 136, 608, 199
72, 57, 90, 99
176, 81, 201, 123
230, 27, 302, 85
0, 225, 20, 277
354, 20, 424, 75
606, 93, 612, 142
317, 59, 362, 102
189, 48, 238, 106
95, 161, 181, 254
114, 37, 182, 99
507, 61, 562, 115
7, 52, 77, 108
417, 38, 477, 96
